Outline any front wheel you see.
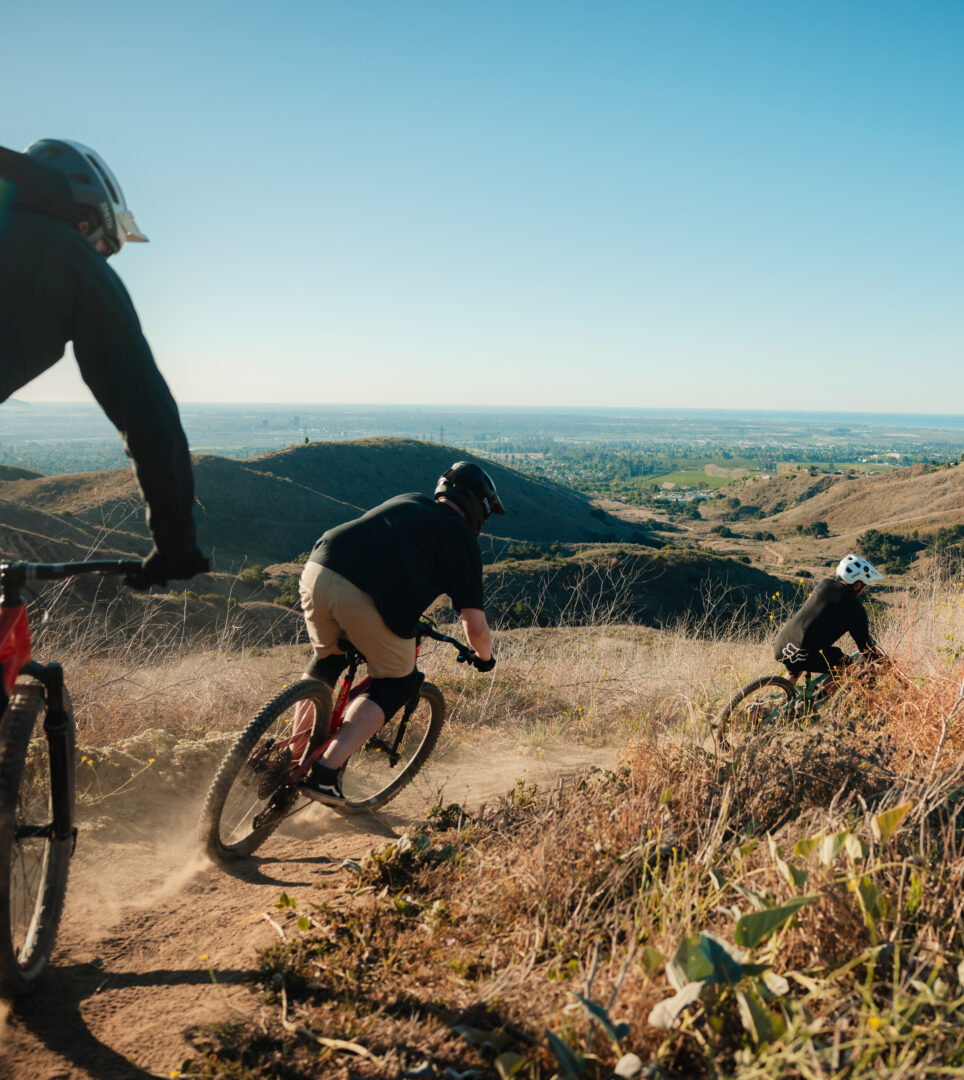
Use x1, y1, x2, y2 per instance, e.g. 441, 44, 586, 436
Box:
0, 681, 74, 996
716, 675, 796, 749
340, 682, 445, 814
199, 681, 332, 863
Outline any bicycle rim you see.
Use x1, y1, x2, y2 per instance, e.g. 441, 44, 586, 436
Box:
717, 675, 796, 748
0, 684, 72, 995
200, 681, 331, 862
341, 683, 444, 814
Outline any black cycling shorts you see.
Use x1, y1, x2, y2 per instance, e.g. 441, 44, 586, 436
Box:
779, 643, 847, 676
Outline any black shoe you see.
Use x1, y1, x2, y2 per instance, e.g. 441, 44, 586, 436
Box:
299, 763, 346, 806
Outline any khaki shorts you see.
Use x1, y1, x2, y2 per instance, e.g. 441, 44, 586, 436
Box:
299, 561, 415, 679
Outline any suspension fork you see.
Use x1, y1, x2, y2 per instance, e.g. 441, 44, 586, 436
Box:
383, 671, 426, 759
26, 661, 76, 847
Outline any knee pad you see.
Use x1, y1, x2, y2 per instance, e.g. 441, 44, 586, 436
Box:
306, 653, 349, 687
364, 670, 422, 720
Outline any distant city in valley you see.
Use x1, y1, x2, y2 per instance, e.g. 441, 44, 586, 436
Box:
3, 402, 964, 502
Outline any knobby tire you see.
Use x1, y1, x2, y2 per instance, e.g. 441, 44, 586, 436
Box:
199, 680, 332, 864
0, 680, 74, 996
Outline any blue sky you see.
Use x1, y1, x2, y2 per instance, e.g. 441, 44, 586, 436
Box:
5, 1, 962, 411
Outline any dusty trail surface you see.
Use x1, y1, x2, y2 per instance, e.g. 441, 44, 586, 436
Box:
0, 745, 614, 1079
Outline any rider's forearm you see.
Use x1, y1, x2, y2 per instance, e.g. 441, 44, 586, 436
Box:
461, 608, 492, 661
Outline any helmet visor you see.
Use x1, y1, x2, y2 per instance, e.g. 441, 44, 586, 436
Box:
117, 209, 148, 243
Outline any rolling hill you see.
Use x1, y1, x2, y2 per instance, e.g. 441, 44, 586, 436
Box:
480, 546, 791, 629
733, 462, 964, 541
0, 439, 645, 568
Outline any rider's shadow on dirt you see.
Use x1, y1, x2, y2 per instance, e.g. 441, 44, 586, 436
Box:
7, 960, 255, 1080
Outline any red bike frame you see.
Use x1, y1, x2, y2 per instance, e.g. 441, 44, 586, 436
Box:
286, 639, 424, 784
0, 604, 31, 706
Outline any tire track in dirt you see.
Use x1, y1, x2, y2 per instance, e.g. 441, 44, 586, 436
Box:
0, 746, 615, 1079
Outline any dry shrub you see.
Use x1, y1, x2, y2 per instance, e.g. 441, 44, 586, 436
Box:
188, 725, 930, 1077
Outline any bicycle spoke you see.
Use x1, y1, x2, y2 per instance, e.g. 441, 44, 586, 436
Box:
201, 682, 332, 861
0, 687, 72, 995
717, 676, 795, 749
218, 748, 293, 847
9, 744, 54, 964
340, 685, 444, 813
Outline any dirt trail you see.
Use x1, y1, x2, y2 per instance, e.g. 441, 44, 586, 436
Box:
0, 745, 614, 1080
762, 544, 785, 566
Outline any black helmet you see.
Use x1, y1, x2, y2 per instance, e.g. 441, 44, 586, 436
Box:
434, 461, 506, 535
24, 138, 148, 257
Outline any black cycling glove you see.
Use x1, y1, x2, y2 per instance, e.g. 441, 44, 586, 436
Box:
471, 655, 496, 673
126, 546, 210, 590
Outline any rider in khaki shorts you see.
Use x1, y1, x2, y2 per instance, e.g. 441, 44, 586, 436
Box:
296, 462, 504, 805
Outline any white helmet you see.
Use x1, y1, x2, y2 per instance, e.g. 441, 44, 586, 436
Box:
836, 553, 883, 586
25, 138, 148, 256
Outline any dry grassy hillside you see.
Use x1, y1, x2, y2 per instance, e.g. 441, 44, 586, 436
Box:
482, 547, 792, 629
0, 438, 638, 569
739, 462, 964, 541
0, 496, 147, 562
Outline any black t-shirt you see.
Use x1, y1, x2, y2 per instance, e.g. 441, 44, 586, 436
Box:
773, 577, 871, 660
0, 146, 196, 555
310, 493, 484, 638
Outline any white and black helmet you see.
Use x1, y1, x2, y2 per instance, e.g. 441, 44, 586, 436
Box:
836, 553, 883, 586
25, 138, 148, 256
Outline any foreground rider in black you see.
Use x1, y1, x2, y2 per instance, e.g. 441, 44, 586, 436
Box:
0, 139, 207, 588
773, 553, 884, 684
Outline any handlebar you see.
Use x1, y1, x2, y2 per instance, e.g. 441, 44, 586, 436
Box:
417, 621, 476, 659
0, 559, 142, 605
415, 621, 487, 668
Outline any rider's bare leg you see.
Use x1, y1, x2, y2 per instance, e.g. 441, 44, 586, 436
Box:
291, 675, 330, 762
320, 697, 386, 769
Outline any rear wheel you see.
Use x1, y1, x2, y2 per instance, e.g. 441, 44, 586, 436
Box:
0, 681, 73, 996
716, 675, 796, 749
340, 683, 445, 814
199, 681, 332, 863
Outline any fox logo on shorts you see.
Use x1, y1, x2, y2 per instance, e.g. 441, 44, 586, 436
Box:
780, 643, 807, 665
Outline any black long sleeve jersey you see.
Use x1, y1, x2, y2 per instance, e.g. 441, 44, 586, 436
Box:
773, 577, 871, 662
0, 146, 196, 555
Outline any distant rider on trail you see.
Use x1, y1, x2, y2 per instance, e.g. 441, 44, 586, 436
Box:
773, 554, 884, 683
295, 461, 504, 806
0, 139, 207, 588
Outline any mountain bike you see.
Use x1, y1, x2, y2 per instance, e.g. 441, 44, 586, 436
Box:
199, 621, 479, 864
714, 652, 895, 749
0, 557, 140, 997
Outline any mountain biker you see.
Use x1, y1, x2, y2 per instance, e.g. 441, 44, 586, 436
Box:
774, 554, 884, 684
0, 139, 207, 588
295, 461, 505, 805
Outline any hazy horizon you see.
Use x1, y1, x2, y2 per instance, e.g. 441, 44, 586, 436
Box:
5, 399, 964, 428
